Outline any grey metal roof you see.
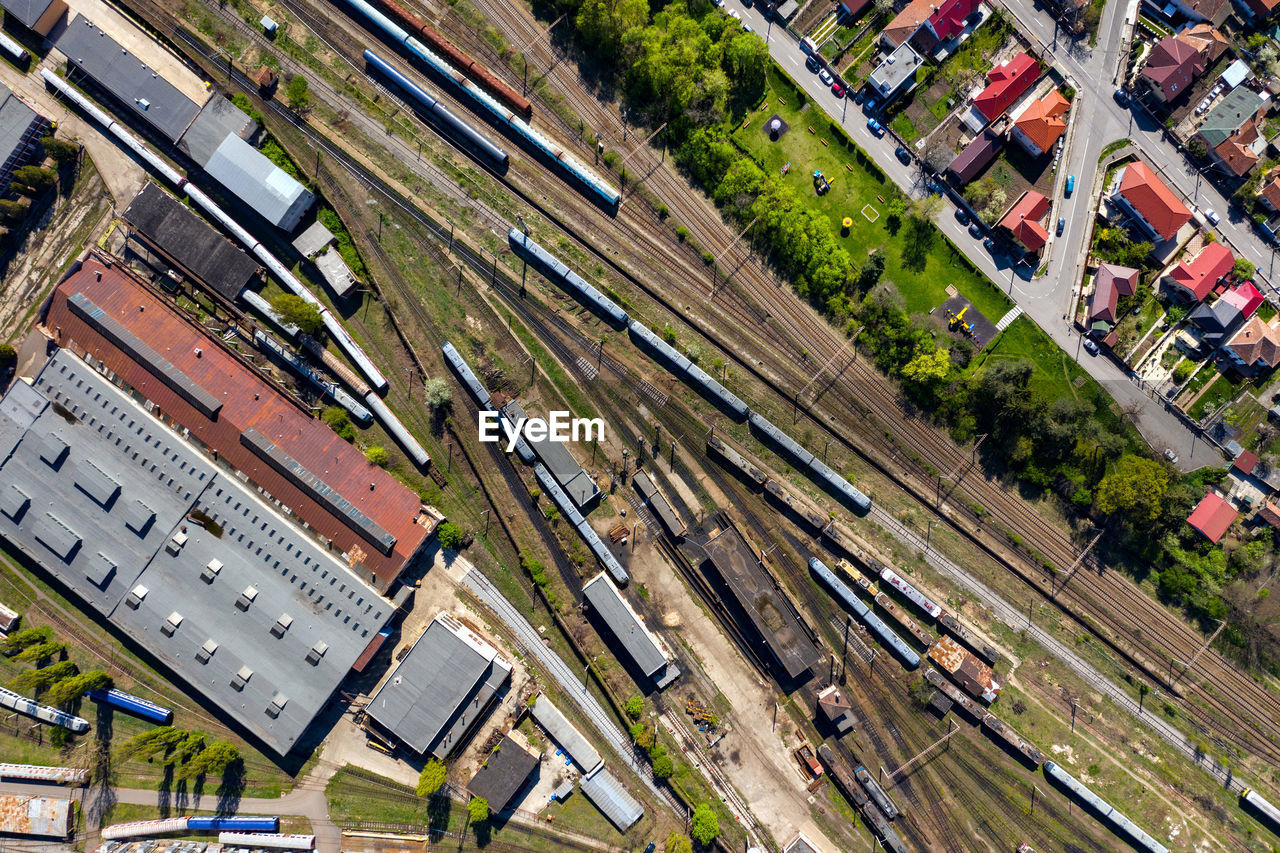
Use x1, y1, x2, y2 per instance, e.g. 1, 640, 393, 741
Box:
580, 768, 643, 831
56, 16, 200, 143
631, 470, 685, 537
466, 734, 539, 810
529, 695, 602, 775
315, 250, 357, 297
0, 83, 47, 188
292, 221, 334, 258
502, 400, 598, 507
203, 133, 314, 231
177, 96, 256, 167
240, 428, 396, 554
67, 291, 223, 417
123, 182, 259, 301
0, 350, 392, 755
582, 572, 668, 677
1200, 87, 1265, 148
0, 0, 60, 30
365, 613, 511, 758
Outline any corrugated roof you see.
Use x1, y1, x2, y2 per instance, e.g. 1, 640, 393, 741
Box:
530, 695, 603, 775
44, 256, 431, 590
1187, 491, 1237, 543
0, 83, 48, 189
203, 133, 313, 231
467, 734, 539, 810
123, 182, 259, 300
580, 768, 643, 831
0, 0, 60, 29
0, 794, 72, 837
1200, 87, 1266, 148
177, 96, 256, 167
582, 572, 668, 677
57, 16, 200, 143
631, 470, 685, 537
365, 614, 511, 758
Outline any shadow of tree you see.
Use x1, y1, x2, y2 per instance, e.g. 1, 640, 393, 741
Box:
158, 763, 174, 818
427, 792, 451, 835
84, 704, 116, 830
216, 758, 246, 815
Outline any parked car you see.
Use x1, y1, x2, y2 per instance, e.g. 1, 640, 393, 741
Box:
1082, 337, 1099, 355
854, 90, 865, 104
867, 118, 885, 136
1057, 217, 1065, 236
819, 68, 834, 86
805, 54, 820, 73
712, 0, 725, 5
1065, 174, 1076, 196
742, 20, 753, 31
983, 237, 997, 252
895, 146, 910, 164
1113, 89, 1129, 106
1163, 448, 1179, 464
1206, 209, 1220, 225
955, 208, 969, 225
863, 96, 879, 114
968, 222, 983, 238
728, 9, 740, 21
832, 81, 845, 98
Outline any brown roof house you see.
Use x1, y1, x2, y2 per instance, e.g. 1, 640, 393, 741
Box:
1113, 160, 1193, 243
1088, 264, 1140, 327
1224, 315, 1280, 370
1198, 87, 1270, 179
999, 190, 1051, 251
1139, 35, 1207, 103
1011, 90, 1070, 156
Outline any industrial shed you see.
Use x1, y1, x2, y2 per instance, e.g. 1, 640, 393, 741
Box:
57, 16, 200, 143
580, 768, 643, 831
0, 794, 72, 837
123, 182, 260, 300
363, 613, 511, 759
631, 470, 685, 537
203, 133, 314, 231
466, 733, 539, 811
529, 695, 602, 775
0, 84, 51, 191
0, 0, 66, 37
0, 350, 393, 755
581, 572, 678, 687
177, 95, 257, 167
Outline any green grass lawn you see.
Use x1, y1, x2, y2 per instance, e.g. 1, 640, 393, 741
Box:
1189, 371, 1242, 420
974, 315, 1090, 401
735, 69, 1012, 322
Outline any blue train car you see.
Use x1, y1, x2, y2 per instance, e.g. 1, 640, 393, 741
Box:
508, 229, 629, 328
88, 689, 174, 725
187, 816, 281, 832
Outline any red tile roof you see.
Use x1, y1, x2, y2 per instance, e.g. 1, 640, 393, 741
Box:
1234, 450, 1261, 476
1222, 281, 1265, 319
999, 190, 1051, 250
1088, 263, 1139, 324
1140, 36, 1205, 101
1259, 167, 1280, 211
972, 52, 1039, 123
1013, 90, 1070, 153
1212, 118, 1262, 177
1119, 161, 1192, 241
883, 0, 935, 47
927, 0, 981, 41
43, 253, 435, 591
1167, 242, 1234, 301
1227, 315, 1280, 367
1187, 491, 1237, 543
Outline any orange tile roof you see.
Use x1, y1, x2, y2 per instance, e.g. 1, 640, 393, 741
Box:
1014, 90, 1069, 153
1167, 242, 1234, 301
1258, 499, 1280, 529
1174, 23, 1229, 63
1227, 315, 1280, 367
999, 190, 1051, 250
42, 253, 434, 591
1118, 160, 1192, 241
883, 0, 935, 46
1213, 118, 1261, 177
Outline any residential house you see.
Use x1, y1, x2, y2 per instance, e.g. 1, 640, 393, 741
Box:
1114, 160, 1193, 242
881, 0, 936, 48
1165, 242, 1234, 301
1168, 0, 1232, 23
1234, 449, 1261, 478
841, 0, 872, 15
1224, 314, 1280, 369
1139, 35, 1206, 103
1187, 491, 1238, 543
868, 42, 925, 101
1261, 167, 1280, 212
969, 52, 1039, 127
915, 0, 982, 50
998, 190, 1051, 252
1188, 296, 1245, 349
946, 130, 1003, 185
1087, 263, 1140, 326
1256, 499, 1280, 529
1221, 281, 1265, 319
1239, 0, 1280, 22
1011, 90, 1070, 156
1198, 88, 1269, 178
1174, 23, 1229, 60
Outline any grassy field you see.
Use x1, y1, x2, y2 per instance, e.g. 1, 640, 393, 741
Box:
734, 69, 1013, 322
975, 315, 1089, 401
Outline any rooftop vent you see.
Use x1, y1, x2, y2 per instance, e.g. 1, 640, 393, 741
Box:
270, 613, 293, 638
236, 585, 259, 611
266, 694, 288, 718
231, 666, 253, 691
201, 559, 223, 583
165, 531, 188, 556
161, 611, 183, 637
125, 584, 148, 609
196, 639, 218, 664
305, 641, 328, 666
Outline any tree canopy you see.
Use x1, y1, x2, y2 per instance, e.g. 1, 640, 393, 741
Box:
269, 294, 324, 337
467, 796, 490, 823
417, 759, 447, 796
691, 803, 719, 845
1095, 454, 1170, 524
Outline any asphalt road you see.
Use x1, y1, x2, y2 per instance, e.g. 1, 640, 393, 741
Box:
741, 0, 1229, 468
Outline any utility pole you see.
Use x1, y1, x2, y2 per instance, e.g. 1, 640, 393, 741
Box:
925, 519, 937, 551
710, 216, 759, 298
971, 432, 987, 462
1171, 619, 1226, 687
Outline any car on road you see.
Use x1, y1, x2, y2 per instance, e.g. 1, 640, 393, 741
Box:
968, 222, 983, 238
1113, 89, 1129, 106
832, 81, 845, 98
1065, 174, 1076, 196
728, 9, 740, 20
983, 237, 997, 252
867, 118, 885, 136
955, 208, 969, 225
742, 20, 753, 31
1082, 337, 1099, 355
805, 55, 820, 73
819, 68, 834, 86
854, 90, 865, 104
1163, 448, 1179, 464
1057, 217, 1065, 236
863, 97, 879, 114
895, 146, 910, 164
1206, 209, 1220, 225
712, 0, 725, 5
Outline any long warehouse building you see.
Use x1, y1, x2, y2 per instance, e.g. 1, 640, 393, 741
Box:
41, 253, 437, 591
0, 349, 394, 755
581, 572, 679, 688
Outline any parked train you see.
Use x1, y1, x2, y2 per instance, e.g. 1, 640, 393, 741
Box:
370, 0, 532, 118
1243, 788, 1280, 831
535, 463, 627, 585
363, 49, 508, 167
440, 341, 534, 464
0, 29, 27, 65
878, 566, 942, 620
937, 611, 1000, 667
0, 763, 88, 785
815, 743, 908, 853
1043, 761, 1168, 853
749, 413, 871, 514
219, 831, 316, 849
188, 817, 281, 832
809, 557, 919, 668
88, 688, 174, 725
854, 764, 900, 820
102, 816, 280, 840
336, 0, 620, 206
0, 686, 89, 733
0, 602, 19, 634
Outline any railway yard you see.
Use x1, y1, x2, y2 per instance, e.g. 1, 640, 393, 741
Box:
2, 0, 1280, 851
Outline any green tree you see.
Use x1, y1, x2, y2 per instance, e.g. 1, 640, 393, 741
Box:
690, 803, 719, 846
45, 669, 110, 706
285, 74, 310, 112
269, 294, 324, 337
437, 521, 465, 550
652, 753, 674, 779
1233, 258, 1256, 280
11, 165, 54, 193
39, 136, 79, 165
1187, 137, 1207, 160
0, 200, 26, 225
424, 377, 451, 409
721, 29, 770, 101
8, 660, 77, 696
901, 348, 951, 384
14, 640, 66, 663
625, 695, 643, 720
0, 344, 15, 368
1095, 454, 1170, 524
0, 626, 50, 656
575, 0, 648, 55
467, 796, 490, 823
182, 740, 238, 779
365, 445, 390, 467
665, 833, 693, 853
417, 758, 447, 796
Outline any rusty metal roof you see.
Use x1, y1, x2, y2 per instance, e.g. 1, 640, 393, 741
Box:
0, 794, 72, 837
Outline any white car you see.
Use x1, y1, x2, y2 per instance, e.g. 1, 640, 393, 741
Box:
728, 9, 739, 19
742, 21, 754, 32
1163, 448, 1179, 464
819, 69, 834, 86
1205, 209, 1220, 225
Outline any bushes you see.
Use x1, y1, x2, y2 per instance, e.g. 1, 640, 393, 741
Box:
322, 406, 357, 442
417, 759, 447, 796
437, 521, 464, 550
